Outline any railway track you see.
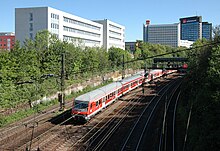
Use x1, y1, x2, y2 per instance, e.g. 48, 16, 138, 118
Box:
76, 87, 147, 151
120, 78, 181, 151
0, 100, 73, 150
159, 88, 182, 151
71, 74, 182, 151
0, 73, 178, 151
71, 76, 175, 151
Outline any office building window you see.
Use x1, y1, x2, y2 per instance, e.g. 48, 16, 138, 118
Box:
63, 17, 101, 31
51, 23, 59, 29
30, 33, 33, 40
29, 13, 33, 21
51, 13, 59, 20
30, 23, 33, 31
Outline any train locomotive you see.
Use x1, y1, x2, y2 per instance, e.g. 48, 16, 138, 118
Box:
72, 69, 175, 121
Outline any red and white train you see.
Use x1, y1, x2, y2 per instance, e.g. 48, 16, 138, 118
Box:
72, 69, 176, 121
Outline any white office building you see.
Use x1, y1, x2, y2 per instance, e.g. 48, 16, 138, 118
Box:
15, 7, 104, 47
94, 19, 125, 50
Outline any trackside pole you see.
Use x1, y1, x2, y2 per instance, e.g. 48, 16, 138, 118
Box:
59, 53, 65, 111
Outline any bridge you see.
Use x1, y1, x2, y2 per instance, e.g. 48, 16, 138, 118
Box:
150, 57, 188, 69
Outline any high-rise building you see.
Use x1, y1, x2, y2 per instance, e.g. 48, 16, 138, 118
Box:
94, 19, 125, 50
180, 16, 212, 41
143, 21, 180, 47
202, 22, 212, 40
15, 7, 125, 50
180, 16, 202, 41
0, 32, 15, 50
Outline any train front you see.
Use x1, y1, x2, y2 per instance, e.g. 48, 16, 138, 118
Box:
72, 99, 89, 121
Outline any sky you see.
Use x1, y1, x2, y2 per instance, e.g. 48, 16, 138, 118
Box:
0, 0, 219, 41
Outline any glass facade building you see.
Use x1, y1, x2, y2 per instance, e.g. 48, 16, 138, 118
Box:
202, 22, 212, 40
180, 16, 202, 42
180, 16, 212, 41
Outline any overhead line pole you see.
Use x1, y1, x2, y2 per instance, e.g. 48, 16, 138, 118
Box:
60, 53, 65, 111
122, 54, 125, 79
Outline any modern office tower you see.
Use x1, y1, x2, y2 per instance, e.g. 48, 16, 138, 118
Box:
179, 16, 202, 41
180, 16, 212, 41
143, 20, 180, 47
0, 32, 15, 50
202, 22, 212, 40
15, 7, 103, 47
94, 19, 125, 50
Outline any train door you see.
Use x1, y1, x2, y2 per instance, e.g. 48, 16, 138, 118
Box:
99, 99, 102, 108
95, 101, 99, 111
102, 97, 106, 107
89, 102, 93, 113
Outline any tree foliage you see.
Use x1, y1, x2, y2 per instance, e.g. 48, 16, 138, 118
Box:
183, 38, 220, 150
0, 30, 186, 113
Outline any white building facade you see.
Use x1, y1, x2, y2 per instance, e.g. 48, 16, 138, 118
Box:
94, 19, 125, 50
179, 40, 194, 48
15, 7, 104, 47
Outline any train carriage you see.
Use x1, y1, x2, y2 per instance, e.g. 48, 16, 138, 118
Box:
72, 82, 122, 121
119, 74, 144, 95
72, 69, 175, 122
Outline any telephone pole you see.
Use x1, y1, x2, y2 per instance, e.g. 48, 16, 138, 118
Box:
122, 54, 125, 79
59, 53, 65, 111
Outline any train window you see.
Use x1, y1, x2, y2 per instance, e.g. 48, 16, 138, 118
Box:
90, 103, 92, 109
74, 100, 88, 111
96, 101, 99, 106
99, 99, 102, 105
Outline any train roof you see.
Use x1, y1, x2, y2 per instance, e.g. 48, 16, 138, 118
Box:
75, 81, 122, 102
149, 69, 162, 74
119, 74, 143, 85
